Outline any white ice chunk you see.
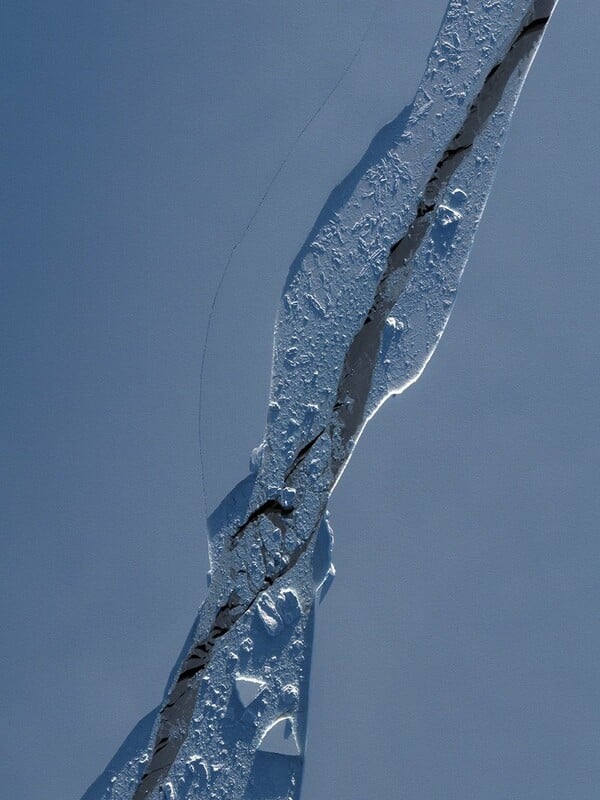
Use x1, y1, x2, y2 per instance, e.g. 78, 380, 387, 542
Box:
249, 442, 266, 473
235, 676, 266, 708
278, 589, 301, 626
437, 204, 462, 226
257, 589, 301, 636
186, 754, 208, 779
386, 316, 404, 331
450, 187, 467, 205
279, 486, 296, 510
257, 594, 281, 636
258, 716, 301, 756
160, 783, 175, 800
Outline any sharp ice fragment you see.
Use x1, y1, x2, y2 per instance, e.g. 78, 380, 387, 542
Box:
258, 717, 302, 757
234, 676, 266, 708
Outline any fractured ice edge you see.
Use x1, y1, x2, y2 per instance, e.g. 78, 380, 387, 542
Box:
82, 2, 558, 798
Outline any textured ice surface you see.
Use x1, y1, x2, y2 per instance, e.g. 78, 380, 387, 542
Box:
81, 2, 558, 799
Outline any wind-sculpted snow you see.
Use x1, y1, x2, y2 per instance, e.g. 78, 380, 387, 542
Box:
81, 2, 558, 799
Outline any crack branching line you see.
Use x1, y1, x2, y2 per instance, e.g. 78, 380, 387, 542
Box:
132, 4, 554, 797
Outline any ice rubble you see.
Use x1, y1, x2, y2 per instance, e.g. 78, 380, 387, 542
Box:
81, 2, 558, 799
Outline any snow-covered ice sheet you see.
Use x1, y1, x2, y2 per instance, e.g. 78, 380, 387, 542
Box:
81, 2, 558, 798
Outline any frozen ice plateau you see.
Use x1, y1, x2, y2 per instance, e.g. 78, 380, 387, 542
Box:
81, 2, 559, 798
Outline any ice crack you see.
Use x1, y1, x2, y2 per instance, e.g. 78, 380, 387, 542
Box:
83, 3, 559, 798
